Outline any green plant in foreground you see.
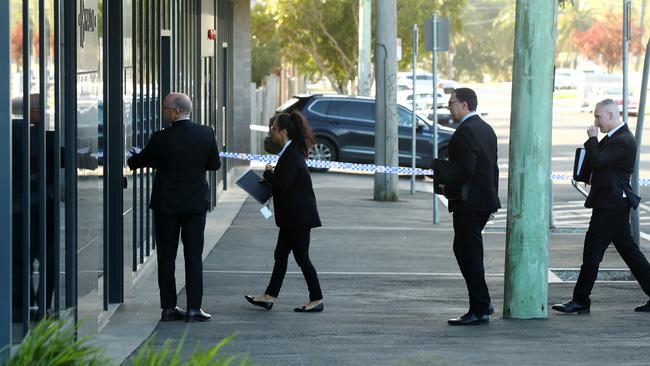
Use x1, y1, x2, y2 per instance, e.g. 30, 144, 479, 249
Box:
3, 318, 110, 366
129, 334, 250, 366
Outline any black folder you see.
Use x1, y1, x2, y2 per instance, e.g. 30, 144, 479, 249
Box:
235, 170, 272, 204
433, 158, 470, 202
573, 148, 592, 183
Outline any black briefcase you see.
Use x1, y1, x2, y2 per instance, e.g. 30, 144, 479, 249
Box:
433, 159, 470, 202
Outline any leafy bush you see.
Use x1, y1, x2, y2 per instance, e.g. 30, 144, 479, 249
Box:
3, 318, 110, 366
128, 334, 250, 366
3, 319, 250, 366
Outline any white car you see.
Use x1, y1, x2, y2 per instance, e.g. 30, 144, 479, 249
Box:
588, 84, 637, 116
397, 71, 459, 94
396, 89, 444, 111
554, 68, 577, 89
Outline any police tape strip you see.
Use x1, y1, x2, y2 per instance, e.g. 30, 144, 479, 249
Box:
219, 152, 650, 186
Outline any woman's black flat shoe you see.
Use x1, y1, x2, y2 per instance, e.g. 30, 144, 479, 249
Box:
294, 302, 324, 313
244, 295, 273, 310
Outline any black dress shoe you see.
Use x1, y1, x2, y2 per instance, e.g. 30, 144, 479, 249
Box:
448, 312, 489, 326
185, 308, 211, 322
161, 306, 186, 321
552, 300, 590, 314
634, 300, 650, 312
294, 302, 324, 313
244, 295, 273, 310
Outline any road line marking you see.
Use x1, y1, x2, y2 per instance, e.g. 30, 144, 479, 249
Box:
203, 270, 505, 277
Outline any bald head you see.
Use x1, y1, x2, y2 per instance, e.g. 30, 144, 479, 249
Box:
164, 93, 192, 118
594, 98, 621, 133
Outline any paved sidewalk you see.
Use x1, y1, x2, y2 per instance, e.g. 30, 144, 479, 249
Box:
126, 172, 650, 365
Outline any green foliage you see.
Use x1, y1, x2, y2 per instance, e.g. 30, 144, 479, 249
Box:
266, 0, 359, 94
396, 0, 465, 72
128, 334, 250, 366
251, 4, 282, 86
450, 0, 514, 82
4, 319, 111, 366
251, 0, 467, 93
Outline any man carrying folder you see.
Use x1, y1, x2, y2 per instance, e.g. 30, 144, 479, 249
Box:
553, 98, 650, 314
438, 88, 501, 326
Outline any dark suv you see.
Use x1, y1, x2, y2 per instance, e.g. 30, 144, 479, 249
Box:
264, 94, 454, 171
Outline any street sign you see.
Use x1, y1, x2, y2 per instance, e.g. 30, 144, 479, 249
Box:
424, 17, 448, 51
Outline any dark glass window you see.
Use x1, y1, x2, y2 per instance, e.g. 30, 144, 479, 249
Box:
308, 100, 329, 115
327, 100, 374, 121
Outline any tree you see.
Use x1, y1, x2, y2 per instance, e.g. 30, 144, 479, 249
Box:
265, 0, 359, 94
251, 0, 468, 93
571, 15, 645, 73
251, 4, 282, 86
396, 0, 465, 72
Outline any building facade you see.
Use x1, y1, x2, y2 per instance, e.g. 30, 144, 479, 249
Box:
0, 0, 250, 357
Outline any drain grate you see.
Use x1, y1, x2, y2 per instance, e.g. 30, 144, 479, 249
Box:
550, 268, 635, 282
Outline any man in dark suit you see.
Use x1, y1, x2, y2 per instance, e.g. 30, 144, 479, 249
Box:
439, 88, 501, 325
553, 98, 650, 314
128, 92, 221, 322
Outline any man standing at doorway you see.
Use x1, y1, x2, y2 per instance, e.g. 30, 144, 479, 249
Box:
128, 92, 221, 322
440, 88, 501, 325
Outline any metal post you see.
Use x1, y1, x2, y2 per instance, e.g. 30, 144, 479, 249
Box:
504, 0, 557, 319
0, 0, 12, 359
38, 0, 47, 320
631, 37, 650, 247
431, 15, 439, 224
21, 0, 32, 335
222, 43, 228, 190
411, 24, 418, 195
623, 0, 630, 123
373, 0, 399, 201
357, 0, 372, 96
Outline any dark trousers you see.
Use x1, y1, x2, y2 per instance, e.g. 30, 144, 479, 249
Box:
265, 228, 323, 301
154, 211, 206, 310
573, 209, 650, 306
452, 211, 492, 315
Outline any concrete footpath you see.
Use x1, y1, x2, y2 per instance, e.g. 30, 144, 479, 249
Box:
119, 172, 649, 365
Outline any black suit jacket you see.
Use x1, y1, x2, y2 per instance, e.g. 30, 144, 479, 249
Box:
263, 142, 321, 229
584, 124, 636, 210
127, 119, 221, 214
446, 114, 501, 213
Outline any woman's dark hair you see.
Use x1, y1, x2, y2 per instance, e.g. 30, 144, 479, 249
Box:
273, 111, 314, 158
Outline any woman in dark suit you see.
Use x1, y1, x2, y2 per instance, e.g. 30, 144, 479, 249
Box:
245, 111, 324, 312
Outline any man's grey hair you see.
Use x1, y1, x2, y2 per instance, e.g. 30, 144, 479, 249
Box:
167, 93, 193, 115
595, 98, 617, 110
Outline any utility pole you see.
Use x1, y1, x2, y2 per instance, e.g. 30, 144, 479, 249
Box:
374, 0, 398, 201
504, 0, 557, 319
358, 0, 372, 96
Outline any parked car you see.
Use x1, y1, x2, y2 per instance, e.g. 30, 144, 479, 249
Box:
264, 94, 454, 172
554, 68, 577, 89
588, 84, 637, 116
396, 89, 444, 111
426, 107, 454, 127
397, 71, 459, 94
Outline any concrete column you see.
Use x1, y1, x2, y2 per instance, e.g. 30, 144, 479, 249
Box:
374, 0, 398, 201
504, 0, 557, 319
357, 0, 372, 96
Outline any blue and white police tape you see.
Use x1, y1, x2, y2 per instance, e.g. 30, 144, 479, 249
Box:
219, 151, 434, 175
219, 151, 650, 186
